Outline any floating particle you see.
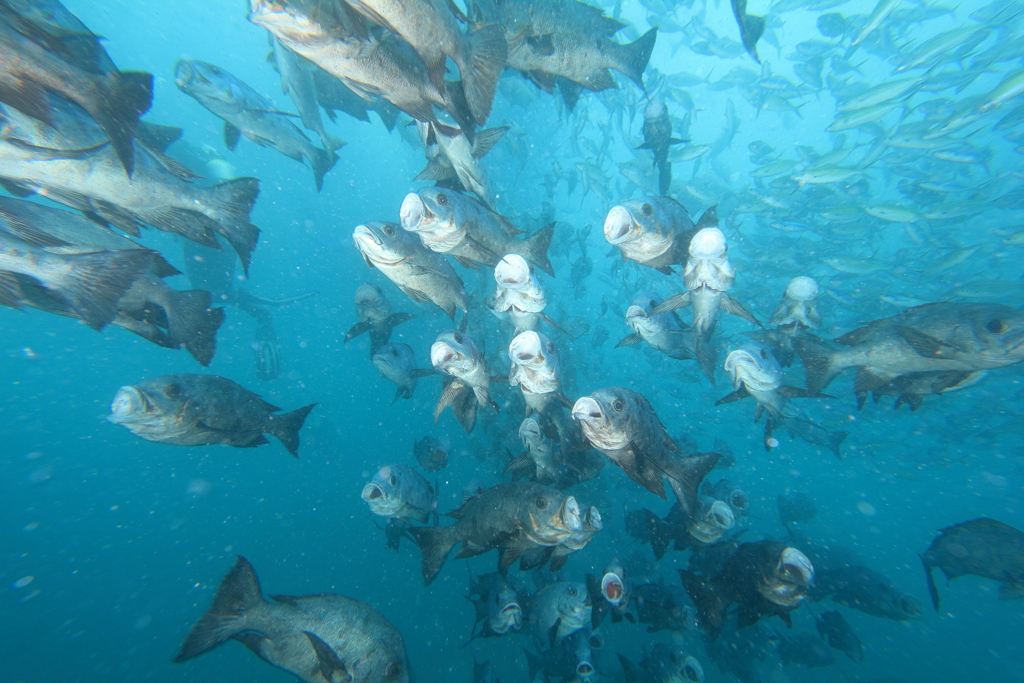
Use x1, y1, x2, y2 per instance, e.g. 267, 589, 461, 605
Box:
856, 501, 877, 516
767, 437, 780, 448
12, 576, 34, 589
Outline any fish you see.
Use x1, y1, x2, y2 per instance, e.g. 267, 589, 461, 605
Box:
107, 374, 315, 457
0, 230, 152, 330
415, 122, 508, 207
371, 342, 435, 401
618, 644, 704, 683
631, 581, 697, 633
651, 227, 762, 383
474, 0, 656, 106
406, 481, 583, 584
400, 187, 555, 275
572, 386, 720, 514
524, 629, 598, 683
679, 541, 814, 639
467, 571, 523, 640
921, 518, 1024, 610
638, 100, 687, 195
351, 221, 468, 319
615, 290, 693, 361
0, 3, 153, 175
175, 59, 338, 191
505, 415, 563, 484
717, 341, 846, 457
489, 253, 551, 334
855, 369, 987, 411
344, 283, 415, 355
774, 630, 835, 668
747, 276, 822, 367
586, 556, 635, 627
792, 303, 1024, 396
413, 435, 448, 472
627, 499, 735, 560
250, 0, 477, 137
340, 0, 506, 125
544, 505, 603, 572
173, 556, 409, 683
730, 0, 766, 63
526, 581, 592, 644
809, 565, 922, 620
269, 37, 345, 153
361, 463, 437, 524
508, 330, 568, 414
815, 610, 863, 662
777, 490, 816, 526
431, 328, 499, 433
603, 196, 717, 274
473, 658, 503, 683
704, 478, 750, 519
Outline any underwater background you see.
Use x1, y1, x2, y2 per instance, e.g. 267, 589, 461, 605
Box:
2, 0, 1023, 682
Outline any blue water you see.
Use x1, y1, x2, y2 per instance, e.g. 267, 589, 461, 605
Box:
3, 1, 1024, 682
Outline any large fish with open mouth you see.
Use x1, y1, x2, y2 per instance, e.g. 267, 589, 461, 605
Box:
571, 386, 719, 516
467, 571, 523, 641
400, 187, 555, 275
361, 463, 437, 524
603, 196, 715, 275
679, 541, 814, 639
508, 330, 568, 414
407, 482, 585, 584
792, 302, 1024, 397
431, 329, 500, 433
352, 221, 468, 319
488, 254, 554, 334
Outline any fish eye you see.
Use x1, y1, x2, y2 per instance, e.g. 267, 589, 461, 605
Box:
568, 586, 577, 597
759, 349, 768, 359
641, 202, 653, 216
163, 383, 182, 398
535, 496, 548, 510
436, 193, 449, 206
383, 224, 395, 237
613, 400, 624, 411
986, 318, 1006, 334
389, 475, 397, 486
454, 333, 464, 343
385, 662, 404, 680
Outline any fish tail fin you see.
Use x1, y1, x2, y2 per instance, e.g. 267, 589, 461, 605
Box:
658, 159, 671, 195
445, 80, 478, 144
173, 556, 264, 662
55, 249, 152, 330
664, 452, 721, 519
266, 404, 316, 457
791, 336, 841, 395
739, 13, 766, 64
826, 430, 848, 459
525, 222, 556, 276
408, 525, 459, 585
163, 289, 225, 366
461, 24, 507, 125
694, 333, 717, 384
678, 569, 725, 639
309, 146, 339, 192
96, 70, 154, 176
321, 131, 346, 153
922, 556, 940, 611
206, 178, 261, 275
612, 27, 657, 88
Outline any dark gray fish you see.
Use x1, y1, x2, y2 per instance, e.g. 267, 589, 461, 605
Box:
631, 581, 696, 633
777, 490, 816, 526
0, 2, 153, 175
603, 196, 714, 275
524, 629, 598, 683
468, 571, 522, 640
815, 610, 863, 662
174, 556, 410, 683
473, 658, 503, 683
809, 565, 922, 621
344, 283, 414, 355
922, 518, 1024, 610
616, 291, 693, 361
731, 0, 766, 63
619, 643, 704, 683
413, 435, 448, 472
270, 37, 345, 153
175, 59, 338, 191
107, 374, 315, 456
638, 100, 687, 195
775, 630, 835, 668
372, 342, 435, 401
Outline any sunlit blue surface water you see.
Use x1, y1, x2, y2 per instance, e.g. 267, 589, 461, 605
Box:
2, 1, 1024, 682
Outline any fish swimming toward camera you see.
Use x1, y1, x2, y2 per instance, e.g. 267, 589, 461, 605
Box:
413, 435, 449, 472
603, 196, 717, 275
921, 517, 1024, 610
467, 571, 523, 641
107, 374, 315, 456
372, 342, 435, 401
175, 59, 338, 191
431, 329, 500, 433
344, 283, 415, 355
618, 643, 704, 683
615, 290, 693, 361
173, 556, 410, 683
638, 100, 688, 196
361, 463, 437, 525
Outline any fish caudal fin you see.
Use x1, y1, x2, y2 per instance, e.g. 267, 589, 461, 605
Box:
445, 80, 478, 144
461, 24, 507, 126
173, 556, 264, 662
206, 178, 261, 275
55, 249, 152, 330
96, 70, 154, 176
309, 146, 339, 192
792, 336, 842, 395
525, 222, 556, 276
267, 404, 317, 457
408, 525, 459, 585
658, 159, 671, 195
694, 333, 717, 385
611, 27, 657, 88
163, 289, 225, 366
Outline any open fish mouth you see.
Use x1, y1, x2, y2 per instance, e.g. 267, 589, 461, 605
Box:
509, 331, 544, 364
682, 656, 704, 683
689, 226, 727, 258
360, 482, 387, 503
601, 572, 624, 604
494, 255, 531, 288
107, 386, 147, 423
559, 496, 582, 532
576, 661, 595, 680
707, 500, 735, 530
724, 349, 781, 392
603, 205, 635, 245
729, 489, 749, 512
352, 224, 402, 264
571, 397, 606, 424
786, 276, 819, 301
399, 193, 430, 231
496, 602, 522, 631
779, 547, 814, 586
430, 342, 461, 369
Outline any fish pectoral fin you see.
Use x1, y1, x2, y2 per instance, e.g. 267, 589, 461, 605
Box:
434, 378, 467, 422
894, 325, 962, 358
343, 320, 371, 342
853, 366, 898, 393
472, 126, 510, 159
303, 631, 352, 683
714, 386, 750, 405
655, 265, 674, 275
224, 122, 241, 151
720, 293, 763, 327
546, 617, 563, 646
453, 254, 482, 270
622, 441, 667, 499
615, 332, 643, 348
411, 368, 440, 379
415, 158, 456, 182
649, 292, 691, 315
397, 284, 431, 305
497, 546, 524, 571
